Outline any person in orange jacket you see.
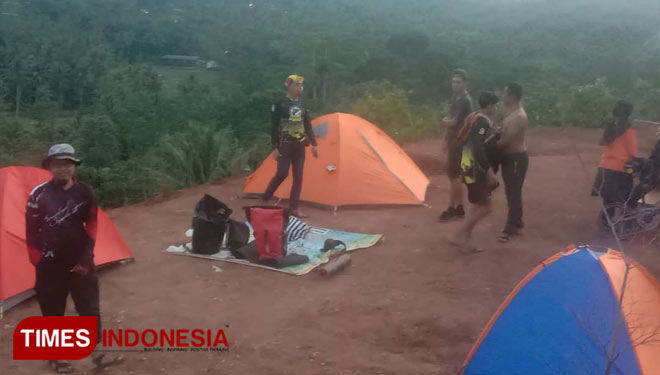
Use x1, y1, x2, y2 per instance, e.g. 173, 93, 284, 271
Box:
592, 100, 638, 214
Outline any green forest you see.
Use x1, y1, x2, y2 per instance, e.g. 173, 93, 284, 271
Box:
1, 0, 660, 207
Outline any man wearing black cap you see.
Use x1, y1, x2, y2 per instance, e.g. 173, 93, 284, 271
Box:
26, 144, 117, 372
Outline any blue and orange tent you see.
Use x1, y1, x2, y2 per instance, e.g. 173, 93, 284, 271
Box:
463, 246, 660, 375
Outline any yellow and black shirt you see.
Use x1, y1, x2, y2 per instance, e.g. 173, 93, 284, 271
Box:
271, 98, 317, 148
461, 114, 492, 184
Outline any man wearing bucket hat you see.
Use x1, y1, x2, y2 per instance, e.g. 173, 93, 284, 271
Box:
262, 74, 318, 218
26, 144, 120, 372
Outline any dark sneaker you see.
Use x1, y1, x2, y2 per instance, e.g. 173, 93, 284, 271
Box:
438, 207, 457, 222
455, 205, 466, 219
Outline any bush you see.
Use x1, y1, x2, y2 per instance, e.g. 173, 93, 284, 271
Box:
558, 78, 616, 128
77, 115, 121, 167
0, 116, 41, 165
349, 80, 446, 142
78, 161, 162, 208
632, 79, 660, 121
149, 122, 245, 188
523, 83, 563, 126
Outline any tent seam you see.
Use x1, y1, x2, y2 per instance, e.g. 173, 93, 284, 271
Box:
598, 255, 645, 374
356, 130, 421, 203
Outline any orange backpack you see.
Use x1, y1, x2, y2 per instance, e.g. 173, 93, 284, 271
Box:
456, 112, 486, 143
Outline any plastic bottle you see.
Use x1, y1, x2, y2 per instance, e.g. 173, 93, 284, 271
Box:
318, 254, 352, 277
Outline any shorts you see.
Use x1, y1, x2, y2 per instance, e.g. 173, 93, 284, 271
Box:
467, 181, 491, 206
447, 145, 463, 179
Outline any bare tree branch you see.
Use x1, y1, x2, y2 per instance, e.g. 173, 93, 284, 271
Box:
571, 140, 660, 374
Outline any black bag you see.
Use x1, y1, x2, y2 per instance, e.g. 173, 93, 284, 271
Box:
191, 195, 232, 255
234, 242, 309, 268
227, 219, 250, 255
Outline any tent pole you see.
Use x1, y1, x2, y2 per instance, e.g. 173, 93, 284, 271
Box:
634, 119, 660, 126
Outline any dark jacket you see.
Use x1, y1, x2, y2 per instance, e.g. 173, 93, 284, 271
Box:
25, 180, 98, 267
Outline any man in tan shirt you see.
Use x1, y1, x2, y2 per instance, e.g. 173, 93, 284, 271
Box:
497, 83, 528, 242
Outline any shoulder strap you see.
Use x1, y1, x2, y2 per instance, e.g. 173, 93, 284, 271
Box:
474, 113, 490, 125
457, 112, 481, 142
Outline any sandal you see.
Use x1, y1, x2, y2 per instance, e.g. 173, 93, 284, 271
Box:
321, 239, 347, 252
48, 360, 72, 374
466, 246, 485, 254
292, 210, 310, 219
458, 245, 485, 254
446, 236, 483, 254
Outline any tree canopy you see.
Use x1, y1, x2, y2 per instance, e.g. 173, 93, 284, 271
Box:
1, 0, 659, 206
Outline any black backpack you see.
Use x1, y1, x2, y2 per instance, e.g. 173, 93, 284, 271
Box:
191, 194, 232, 255
226, 219, 250, 255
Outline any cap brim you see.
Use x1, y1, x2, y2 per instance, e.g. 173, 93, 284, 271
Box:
42, 156, 82, 169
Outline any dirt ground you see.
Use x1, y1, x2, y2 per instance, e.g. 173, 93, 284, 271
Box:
2, 126, 659, 375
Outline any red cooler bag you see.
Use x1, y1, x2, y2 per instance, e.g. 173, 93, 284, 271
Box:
245, 206, 290, 261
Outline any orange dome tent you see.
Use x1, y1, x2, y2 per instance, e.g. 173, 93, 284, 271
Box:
243, 113, 430, 207
0, 166, 133, 316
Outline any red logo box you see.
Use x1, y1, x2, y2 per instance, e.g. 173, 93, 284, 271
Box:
13, 316, 98, 360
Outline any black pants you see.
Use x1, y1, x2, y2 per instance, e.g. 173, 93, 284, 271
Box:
502, 152, 529, 235
593, 168, 634, 220
593, 168, 634, 207
35, 260, 101, 343
263, 142, 306, 211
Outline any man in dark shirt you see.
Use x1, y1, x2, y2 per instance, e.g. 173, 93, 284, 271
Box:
450, 92, 499, 252
26, 144, 116, 372
262, 74, 318, 218
439, 69, 473, 222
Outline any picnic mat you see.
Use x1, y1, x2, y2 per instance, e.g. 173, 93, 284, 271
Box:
166, 227, 383, 275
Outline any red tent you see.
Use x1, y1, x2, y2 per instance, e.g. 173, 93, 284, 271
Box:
0, 166, 133, 316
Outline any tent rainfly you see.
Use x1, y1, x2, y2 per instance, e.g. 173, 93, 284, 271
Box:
463, 246, 660, 375
243, 112, 430, 208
